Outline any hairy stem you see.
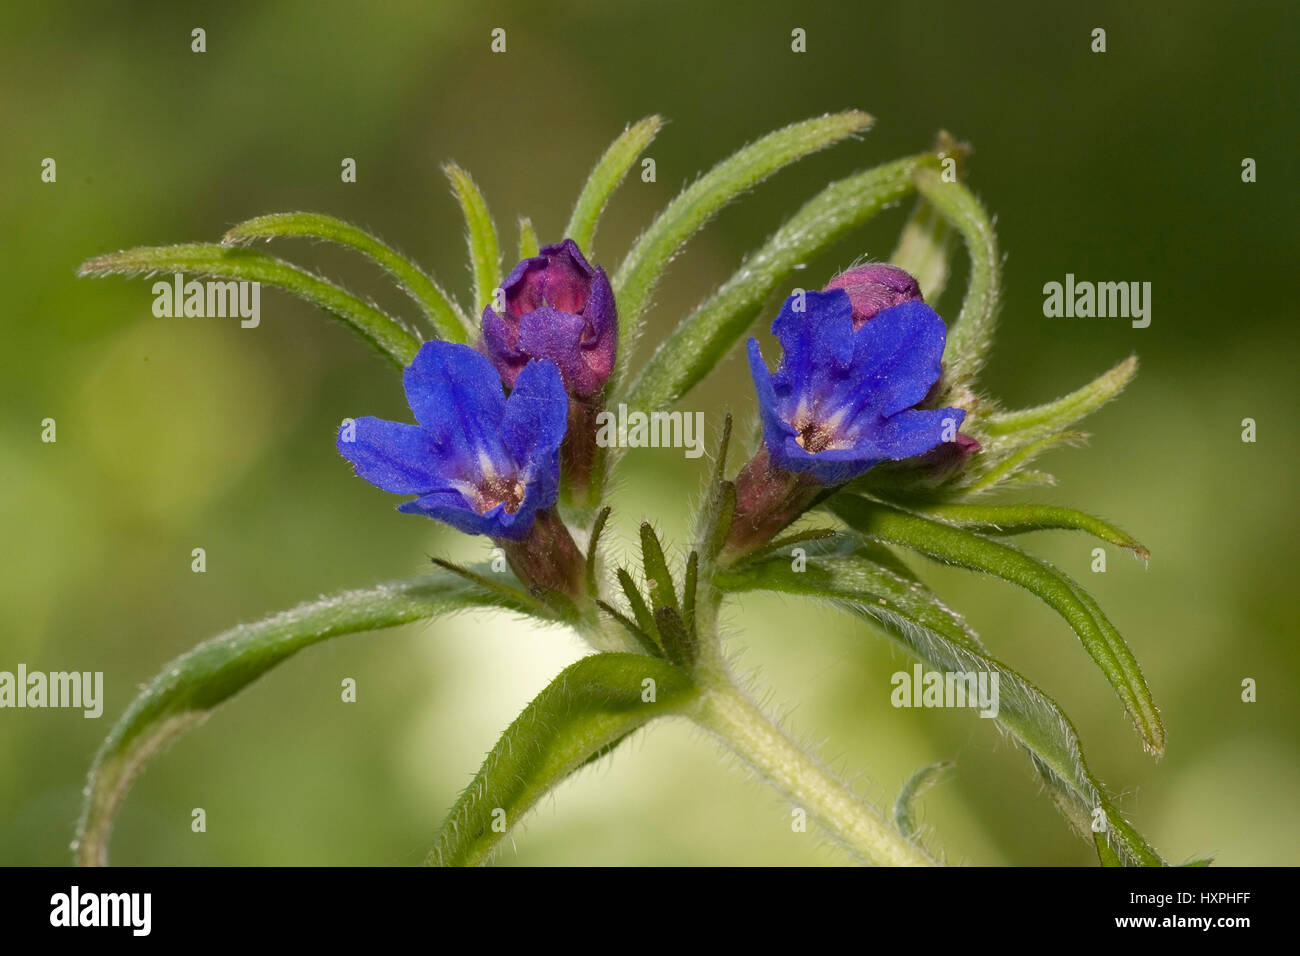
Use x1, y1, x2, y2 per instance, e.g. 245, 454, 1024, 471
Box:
690, 674, 935, 866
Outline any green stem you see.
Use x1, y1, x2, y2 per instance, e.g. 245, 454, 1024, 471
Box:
690, 675, 935, 866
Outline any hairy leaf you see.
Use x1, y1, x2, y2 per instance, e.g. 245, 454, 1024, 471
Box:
830, 497, 1165, 756
624, 152, 934, 413
915, 503, 1149, 563
517, 216, 540, 259
983, 356, 1138, 443
76, 569, 545, 866
222, 211, 469, 342
891, 196, 955, 303
444, 163, 502, 317
639, 521, 680, 614
595, 600, 663, 659
617, 568, 658, 642
914, 167, 1001, 385
716, 534, 1165, 865
565, 115, 663, 254
613, 110, 874, 371
653, 606, 695, 666
584, 506, 612, 598
79, 243, 421, 367
895, 761, 955, 843
427, 653, 695, 866
958, 431, 1088, 494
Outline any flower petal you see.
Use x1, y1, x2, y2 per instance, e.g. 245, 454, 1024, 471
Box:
580, 267, 618, 381
500, 359, 569, 470
402, 341, 510, 475
517, 306, 586, 378
768, 290, 856, 405
337, 417, 442, 495
400, 490, 540, 540
871, 407, 967, 460
837, 300, 948, 420
748, 336, 799, 448
540, 239, 593, 313
502, 257, 548, 318
481, 308, 528, 388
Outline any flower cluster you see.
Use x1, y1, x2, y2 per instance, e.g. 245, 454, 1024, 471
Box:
337, 250, 971, 588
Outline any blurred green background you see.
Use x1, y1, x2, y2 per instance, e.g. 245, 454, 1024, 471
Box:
2, 0, 1297, 866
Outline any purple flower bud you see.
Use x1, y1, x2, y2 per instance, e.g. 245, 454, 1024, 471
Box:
482, 239, 617, 398
824, 263, 923, 329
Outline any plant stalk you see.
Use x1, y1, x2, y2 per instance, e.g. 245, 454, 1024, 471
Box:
690, 674, 935, 866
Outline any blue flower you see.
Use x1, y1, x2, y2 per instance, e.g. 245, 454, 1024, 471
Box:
337, 341, 569, 540
746, 289, 964, 485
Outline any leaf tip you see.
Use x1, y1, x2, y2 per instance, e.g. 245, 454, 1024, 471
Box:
839, 108, 875, 132
1141, 714, 1167, 758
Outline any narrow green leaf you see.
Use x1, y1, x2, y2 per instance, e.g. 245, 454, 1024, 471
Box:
1000, 470, 1057, 489
76, 569, 538, 866
653, 606, 696, 666
682, 550, 699, 638
639, 522, 680, 615
1034, 761, 1124, 866
983, 355, 1138, 442
692, 413, 736, 559
751, 527, 840, 562
915, 503, 1149, 563
894, 761, 955, 842
429, 557, 580, 623
1095, 831, 1124, 866
517, 216, 540, 259
427, 653, 695, 866
830, 497, 1165, 756
688, 415, 738, 646
595, 600, 664, 659
719, 533, 980, 651
1036, 759, 1129, 867
221, 211, 470, 342
912, 166, 1001, 385
624, 152, 933, 413
706, 482, 737, 567
79, 243, 421, 368
444, 163, 502, 317
958, 431, 1087, 494
565, 115, 663, 254
890, 196, 955, 303
712, 412, 734, 481
617, 567, 658, 641
613, 110, 875, 369
716, 535, 1165, 866
585, 506, 612, 598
